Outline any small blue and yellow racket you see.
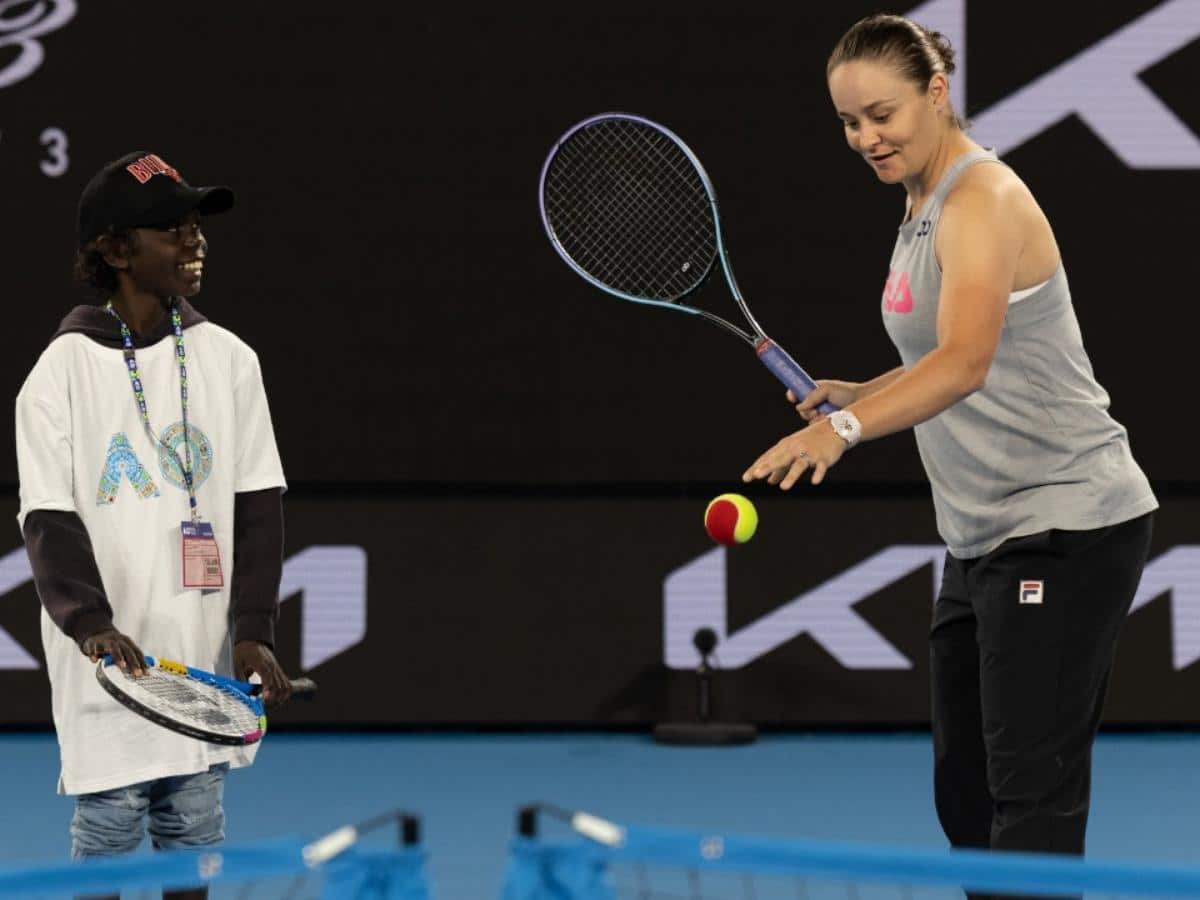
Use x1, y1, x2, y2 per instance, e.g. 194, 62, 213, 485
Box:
97, 655, 317, 745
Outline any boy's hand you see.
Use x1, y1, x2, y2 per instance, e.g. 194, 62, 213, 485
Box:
81, 629, 147, 676
234, 641, 292, 706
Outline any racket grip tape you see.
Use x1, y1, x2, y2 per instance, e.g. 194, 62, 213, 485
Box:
248, 676, 318, 699
755, 339, 839, 414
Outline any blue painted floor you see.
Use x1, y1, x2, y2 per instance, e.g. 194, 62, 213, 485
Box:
1, 732, 1197, 897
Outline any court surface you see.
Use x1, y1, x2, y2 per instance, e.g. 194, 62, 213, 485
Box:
1, 732, 1196, 897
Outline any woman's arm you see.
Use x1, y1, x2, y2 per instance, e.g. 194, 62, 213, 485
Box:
858, 366, 908, 399
791, 367, 906, 421
744, 169, 1022, 489
846, 173, 1021, 440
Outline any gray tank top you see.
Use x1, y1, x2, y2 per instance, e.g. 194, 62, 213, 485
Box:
881, 149, 1157, 558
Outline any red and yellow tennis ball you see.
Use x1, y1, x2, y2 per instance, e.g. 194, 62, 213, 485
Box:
704, 493, 758, 546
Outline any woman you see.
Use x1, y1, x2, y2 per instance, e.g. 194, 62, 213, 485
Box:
742, 15, 1157, 858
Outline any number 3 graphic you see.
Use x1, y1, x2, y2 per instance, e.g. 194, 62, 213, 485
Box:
40, 127, 69, 177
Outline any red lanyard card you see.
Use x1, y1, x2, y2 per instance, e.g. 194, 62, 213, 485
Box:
181, 521, 224, 589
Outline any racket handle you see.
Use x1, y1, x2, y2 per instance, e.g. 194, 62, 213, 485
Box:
755, 339, 839, 414
291, 677, 319, 699
248, 676, 318, 700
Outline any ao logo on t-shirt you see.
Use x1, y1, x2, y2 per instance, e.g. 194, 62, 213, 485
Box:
96, 421, 214, 505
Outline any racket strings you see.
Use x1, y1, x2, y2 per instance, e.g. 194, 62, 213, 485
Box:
113, 669, 260, 737
619, 127, 716, 267
580, 127, 705, 266
544, 118, 717, 301
597, 144, 710, 292
550, 125, 710, 296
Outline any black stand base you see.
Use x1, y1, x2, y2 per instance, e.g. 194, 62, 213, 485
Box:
652, 721, 758, 745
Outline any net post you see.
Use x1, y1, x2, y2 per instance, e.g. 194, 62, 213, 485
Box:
517, 805, 539, 838
400, 814, 420, 847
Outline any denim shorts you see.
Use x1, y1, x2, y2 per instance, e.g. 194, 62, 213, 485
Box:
70, 763, 229, 858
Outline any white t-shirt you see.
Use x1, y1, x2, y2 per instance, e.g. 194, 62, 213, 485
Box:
15, 320, 286, 795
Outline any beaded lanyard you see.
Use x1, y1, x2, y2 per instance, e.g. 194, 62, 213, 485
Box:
105, 300, 199, 523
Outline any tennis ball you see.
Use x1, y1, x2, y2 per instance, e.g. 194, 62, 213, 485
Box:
704, 493, 758, 546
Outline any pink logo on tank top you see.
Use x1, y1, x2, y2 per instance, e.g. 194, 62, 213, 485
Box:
882, 270, 914, 314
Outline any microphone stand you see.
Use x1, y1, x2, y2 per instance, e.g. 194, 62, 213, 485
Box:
653, 627, 758, 746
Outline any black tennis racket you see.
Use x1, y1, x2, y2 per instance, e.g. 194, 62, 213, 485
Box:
539, 112, 837, 413
97, 655, 317, 746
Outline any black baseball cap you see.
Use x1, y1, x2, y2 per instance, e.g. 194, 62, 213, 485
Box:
77, 151, 235, 248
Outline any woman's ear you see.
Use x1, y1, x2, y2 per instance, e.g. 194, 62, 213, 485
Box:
927, 73, 949, 112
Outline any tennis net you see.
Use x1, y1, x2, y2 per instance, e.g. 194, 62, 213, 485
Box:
503, 803, 1200, 900
0, 810, 429, 899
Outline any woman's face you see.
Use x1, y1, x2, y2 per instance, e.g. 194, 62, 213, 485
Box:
828, 59, 945, 185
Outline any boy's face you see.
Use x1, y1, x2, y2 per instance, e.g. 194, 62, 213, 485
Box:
107, 210, 207, 299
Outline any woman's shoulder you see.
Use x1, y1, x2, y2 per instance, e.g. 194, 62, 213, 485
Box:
945, 155, 1032, 212
936, 153, 1059, 277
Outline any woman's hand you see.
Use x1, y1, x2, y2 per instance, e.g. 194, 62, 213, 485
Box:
742, 420, 848, 489
787, 380, 861, 422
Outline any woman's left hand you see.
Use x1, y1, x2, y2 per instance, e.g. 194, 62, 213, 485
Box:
742, 421, 848, 489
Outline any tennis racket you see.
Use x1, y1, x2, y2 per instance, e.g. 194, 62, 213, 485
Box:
539, 112, 837, 413
96, 655, 318, 746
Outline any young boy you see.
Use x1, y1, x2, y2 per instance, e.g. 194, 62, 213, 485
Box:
16, 151, 291, 899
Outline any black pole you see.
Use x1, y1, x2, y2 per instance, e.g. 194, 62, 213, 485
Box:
652, 627, 757, 746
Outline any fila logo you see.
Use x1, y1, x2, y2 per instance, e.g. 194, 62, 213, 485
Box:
125, 153, 183, 185
882, 270, 914, 314
1020, 580, 1045, 605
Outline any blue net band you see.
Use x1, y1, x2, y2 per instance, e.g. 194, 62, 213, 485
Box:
0, 837, 430, 899
504, 823, 1200, 899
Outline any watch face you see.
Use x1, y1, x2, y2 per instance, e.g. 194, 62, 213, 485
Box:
831, 412, 858, 444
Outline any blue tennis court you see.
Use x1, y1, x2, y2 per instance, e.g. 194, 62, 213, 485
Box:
1, 731, 1197, 897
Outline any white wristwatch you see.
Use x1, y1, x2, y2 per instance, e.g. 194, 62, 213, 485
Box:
828, 410, 863, 448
